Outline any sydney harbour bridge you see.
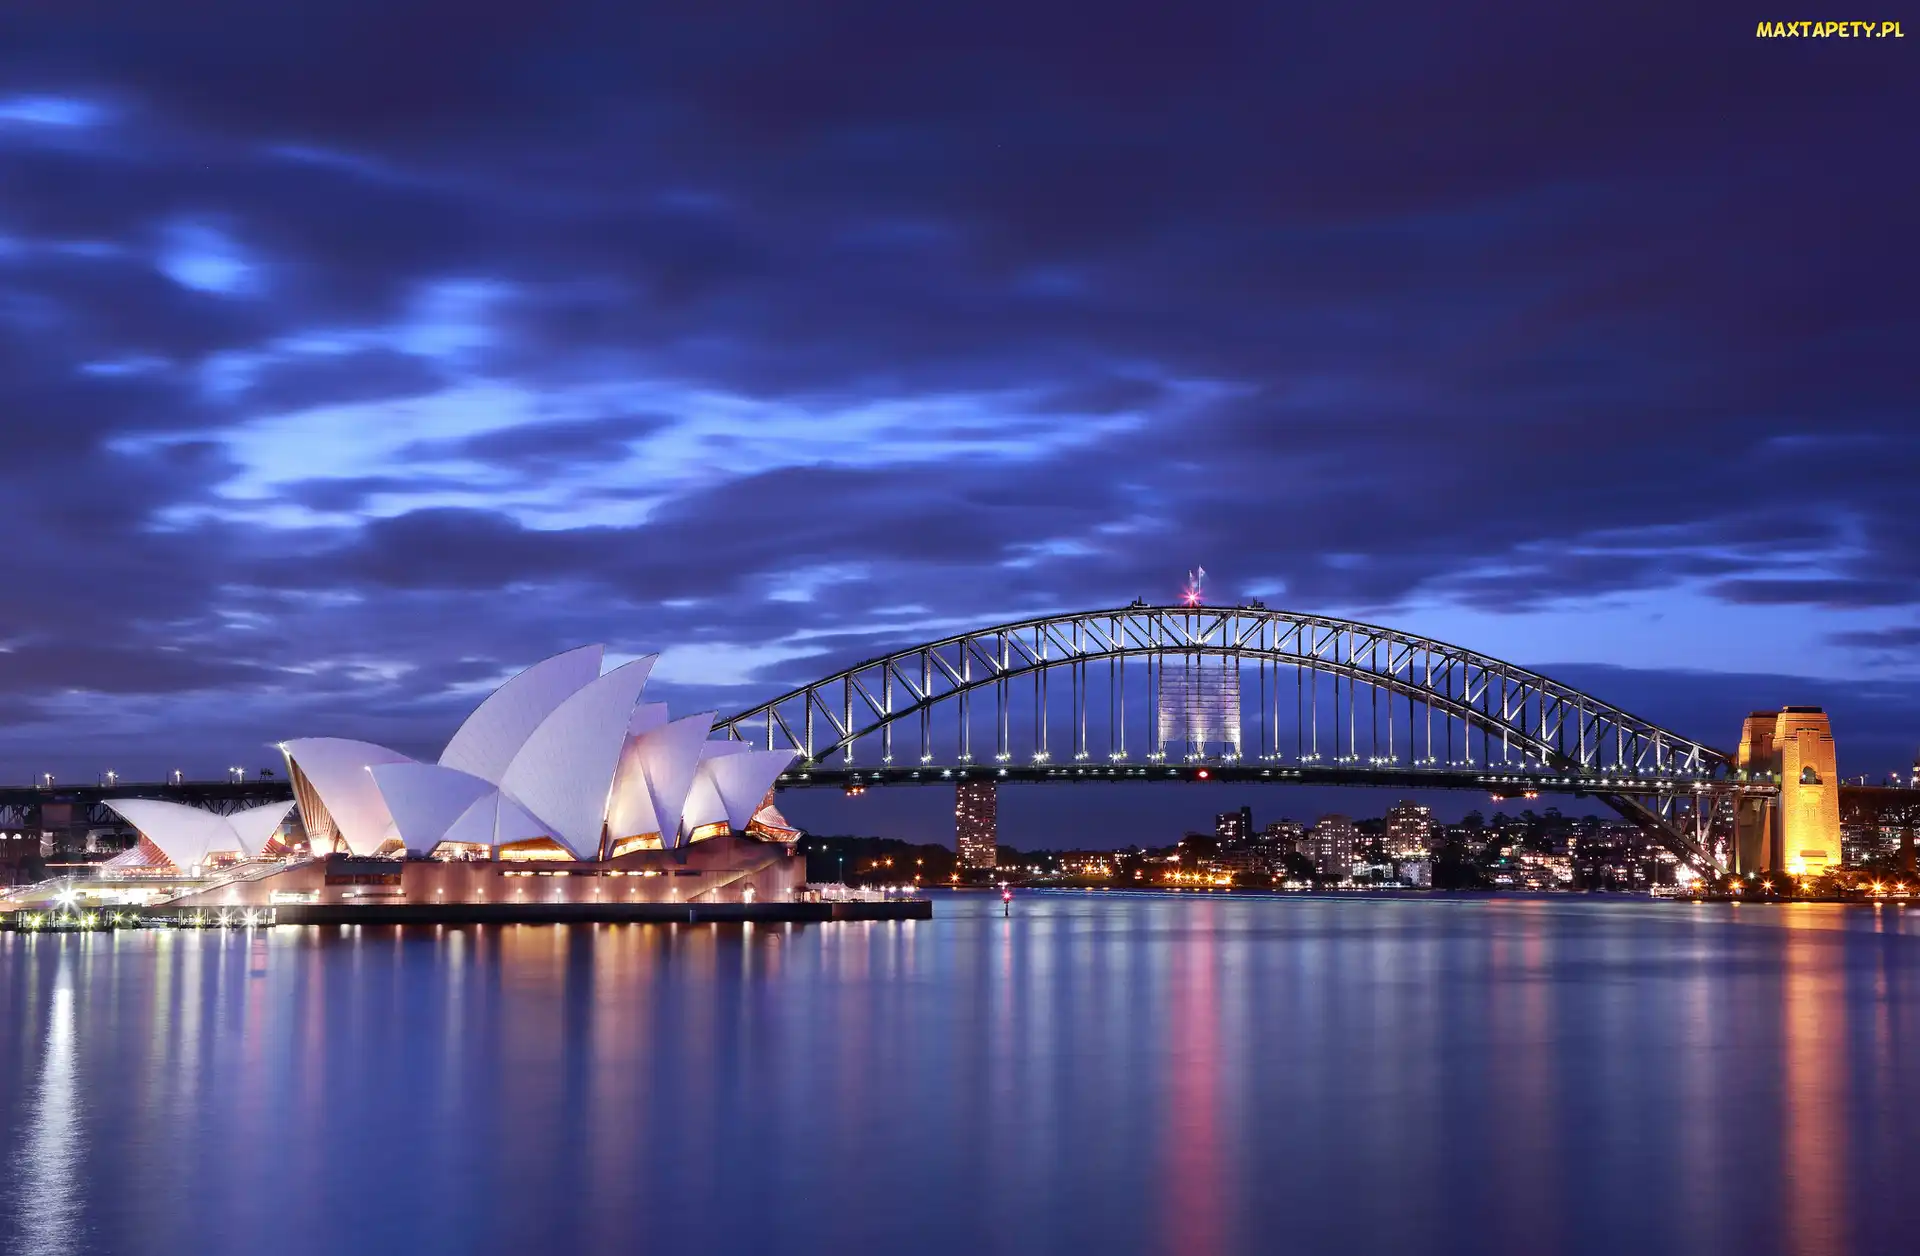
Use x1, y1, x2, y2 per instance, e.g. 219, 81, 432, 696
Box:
709, 603, 1910, 879
4, 603, 1915, 879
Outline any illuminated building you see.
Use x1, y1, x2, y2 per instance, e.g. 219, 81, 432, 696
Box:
1058, 853, 1114, 879
100, 799, 295, 874
1508, 850, 1574, 891
956, 779, 998, 869
278, 645, 794, 860
29, 646, 810, 912
1210, 806, 1257, 873
1215, 806, 1252, 848
1384, 800, 1434, 858
1310, 814, 1358, 879
1261, 818, 1304, 855
1734, 707, 1842, 876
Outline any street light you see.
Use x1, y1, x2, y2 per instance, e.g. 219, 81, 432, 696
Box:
104, 769, 117, 786
171, 769, 183, 785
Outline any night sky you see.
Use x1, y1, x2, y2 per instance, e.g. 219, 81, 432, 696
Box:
1, 5, 1914, 845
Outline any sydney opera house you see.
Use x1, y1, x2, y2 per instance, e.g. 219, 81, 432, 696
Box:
85, 646, 813, 916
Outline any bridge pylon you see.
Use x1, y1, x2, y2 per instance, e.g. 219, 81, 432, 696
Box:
1734, 707, 1840, 878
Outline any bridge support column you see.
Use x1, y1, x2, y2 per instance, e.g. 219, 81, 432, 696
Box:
1734, 707, 1841, 878
1734, 714, 1778, 875
1775, 708, 1841, 877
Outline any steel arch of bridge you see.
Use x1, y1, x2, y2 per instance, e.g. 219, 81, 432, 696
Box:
714, 605, 1740, 874
717, 605, 1728, 776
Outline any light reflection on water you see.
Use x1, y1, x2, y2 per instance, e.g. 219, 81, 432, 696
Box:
1, 895, 1918, 1256
16, 956, 80, 1256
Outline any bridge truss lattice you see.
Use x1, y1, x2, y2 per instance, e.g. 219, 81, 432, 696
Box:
716, 606, 1756, 873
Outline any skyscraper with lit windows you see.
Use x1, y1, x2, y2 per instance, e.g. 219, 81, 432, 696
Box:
1384, 800, 1434, 859
1310, 814, 1358, 879
956, 780, 998, 870
1215, 806, 1253, 848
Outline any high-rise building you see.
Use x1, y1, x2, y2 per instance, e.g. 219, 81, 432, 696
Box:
1310, 814, 1358, 879
1384, 800, 1434, 859
1261, 818, 1305, 855
956, 780, 998, 870
1215, 806, 1253, 849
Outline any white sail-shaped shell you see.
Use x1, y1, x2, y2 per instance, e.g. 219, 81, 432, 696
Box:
679, 743, 744, 835
227, 800, 298, 857
371, 762, 499, 854
439, 792, 502, 850
607, 740, 660, 842
628, 702, 670, 737
704, 749, 798, 830
428, 789, 559, 851
438, 644, 605, 785
282, 738, 415, 855
103, 799, 246, 870
499, 657, 656, 860
272, 645, 800, 862
494, 794, 554, 846
617, 712, 716, 849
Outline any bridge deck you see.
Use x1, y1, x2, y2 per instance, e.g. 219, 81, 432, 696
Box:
779, 762, 1779, 798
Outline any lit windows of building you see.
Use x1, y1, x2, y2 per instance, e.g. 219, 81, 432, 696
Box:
956, 780, 998, 870
1260, 818, 1304, 855
1310, 814, 1358, 880
1384, 800, 1434, 859
1215, 806, 1253, 849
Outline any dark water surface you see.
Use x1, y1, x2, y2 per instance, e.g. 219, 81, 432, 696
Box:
4, 893, 1920, 1256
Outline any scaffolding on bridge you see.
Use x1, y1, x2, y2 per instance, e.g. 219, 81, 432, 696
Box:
712, 604, 1763, 875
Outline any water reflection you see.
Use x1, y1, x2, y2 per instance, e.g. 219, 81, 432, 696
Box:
1781, 908, 1848, 1256
3, 899, 1920, 1256
1162, 907, 1225, 1256
1486, 904, 1561, 1253
17, 948, 81, 1256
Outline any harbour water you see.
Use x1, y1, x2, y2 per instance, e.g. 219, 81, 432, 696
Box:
3, 892, 1919, 1256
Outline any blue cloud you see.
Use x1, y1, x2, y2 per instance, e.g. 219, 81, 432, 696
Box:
0, 0, 1914, 800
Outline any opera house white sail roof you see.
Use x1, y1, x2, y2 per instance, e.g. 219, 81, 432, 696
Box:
103, 798, 297, 872
280, 646, 794, 859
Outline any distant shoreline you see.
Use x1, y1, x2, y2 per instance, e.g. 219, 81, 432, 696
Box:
947, 885, 1914, 906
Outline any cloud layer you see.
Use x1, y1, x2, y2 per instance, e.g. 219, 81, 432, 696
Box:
1, 3, 1914, 840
